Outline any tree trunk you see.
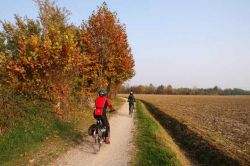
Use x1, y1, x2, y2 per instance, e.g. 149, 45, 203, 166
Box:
107, 77, 112, 98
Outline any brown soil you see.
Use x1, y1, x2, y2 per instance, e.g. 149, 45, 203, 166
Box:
133, 95, 250, 165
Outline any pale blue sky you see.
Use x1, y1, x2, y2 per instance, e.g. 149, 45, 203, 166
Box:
1, 0, 250, 90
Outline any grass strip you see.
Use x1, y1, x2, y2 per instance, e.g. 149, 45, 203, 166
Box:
134, 101, 189, 166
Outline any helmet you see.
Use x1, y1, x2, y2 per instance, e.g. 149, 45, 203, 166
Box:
130, 91, 133, 95
98, 89, 106, 97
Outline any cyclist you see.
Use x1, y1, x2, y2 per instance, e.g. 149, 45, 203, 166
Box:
94, 89, 115, 144
127, 91, 136, 114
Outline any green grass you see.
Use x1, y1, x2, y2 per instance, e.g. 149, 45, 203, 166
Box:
134, 101, 184, 166
0, 97, 74, 166
112, 96, 124, 109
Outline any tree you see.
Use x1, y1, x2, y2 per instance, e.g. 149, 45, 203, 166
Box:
80, 2, 135, 97
0, 0, 135, 103
145, 83, 156, 94
0, 0, 82, 101
156, 85, 165, 94
136, 85, 146, 94
165, 84, 173, 94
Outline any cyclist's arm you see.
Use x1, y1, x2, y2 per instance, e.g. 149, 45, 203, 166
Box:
95, 98, 98, 107
106, 98, 115, 111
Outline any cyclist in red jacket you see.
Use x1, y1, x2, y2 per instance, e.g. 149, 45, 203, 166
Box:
94, 89, 115, 144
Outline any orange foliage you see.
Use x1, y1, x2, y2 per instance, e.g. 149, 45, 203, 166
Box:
0, 1, 135, 103
80, 2, 135, 96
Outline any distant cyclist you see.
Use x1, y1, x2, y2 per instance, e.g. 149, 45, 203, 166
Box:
127, 91, 136, 114
94, 89, 115, 144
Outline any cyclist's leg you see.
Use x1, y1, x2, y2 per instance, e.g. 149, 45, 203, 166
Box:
101, 115, 110, 143
101, 114, 110, 137
94, 114, 101, 120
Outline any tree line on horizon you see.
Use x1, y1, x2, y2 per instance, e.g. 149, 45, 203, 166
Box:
119, 84, 250, 95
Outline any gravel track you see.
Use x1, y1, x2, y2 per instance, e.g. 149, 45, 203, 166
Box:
52, 101, 135, 166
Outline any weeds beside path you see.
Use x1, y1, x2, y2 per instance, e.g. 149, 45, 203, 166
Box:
0, 97, 123, 166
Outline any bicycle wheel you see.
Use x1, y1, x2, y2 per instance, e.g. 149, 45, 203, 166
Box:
92, 130, 101, 153
97, 128, 105, 150
131, 105, 134, 117
129, 106, 132, 115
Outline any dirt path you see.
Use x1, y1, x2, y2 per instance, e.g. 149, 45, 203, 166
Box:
51, 100, 135, 166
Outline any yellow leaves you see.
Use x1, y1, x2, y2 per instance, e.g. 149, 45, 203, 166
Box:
13, 66, 25, 73
65, 35, 69, 40
34, 48, 39, 54
43, 38, 52, 54
0, 54, 5, 63
44, 38, 52, 46
18, 40, 26, 54
30, 35, 39, 49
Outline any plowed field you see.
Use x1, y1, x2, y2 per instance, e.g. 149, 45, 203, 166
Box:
132, 95, 250, 164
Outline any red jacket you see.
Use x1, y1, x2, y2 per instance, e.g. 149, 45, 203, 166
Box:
94, 96, 113, 116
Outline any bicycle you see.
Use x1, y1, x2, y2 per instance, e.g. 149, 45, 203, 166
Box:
129, 103, 134, 117
88, 119, 106, 153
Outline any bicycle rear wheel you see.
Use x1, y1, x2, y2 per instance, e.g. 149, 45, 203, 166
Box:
92, 130, 101, 153
129, 105, 134, 117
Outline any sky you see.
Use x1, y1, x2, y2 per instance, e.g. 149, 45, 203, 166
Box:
1, 0, 250, 90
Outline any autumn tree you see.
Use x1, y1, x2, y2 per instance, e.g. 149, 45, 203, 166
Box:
0, 0, 82, 103
80, 3, 135, 96
0, 0, 135, 105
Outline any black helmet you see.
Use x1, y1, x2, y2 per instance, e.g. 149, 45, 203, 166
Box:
98, 89, 106, 97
